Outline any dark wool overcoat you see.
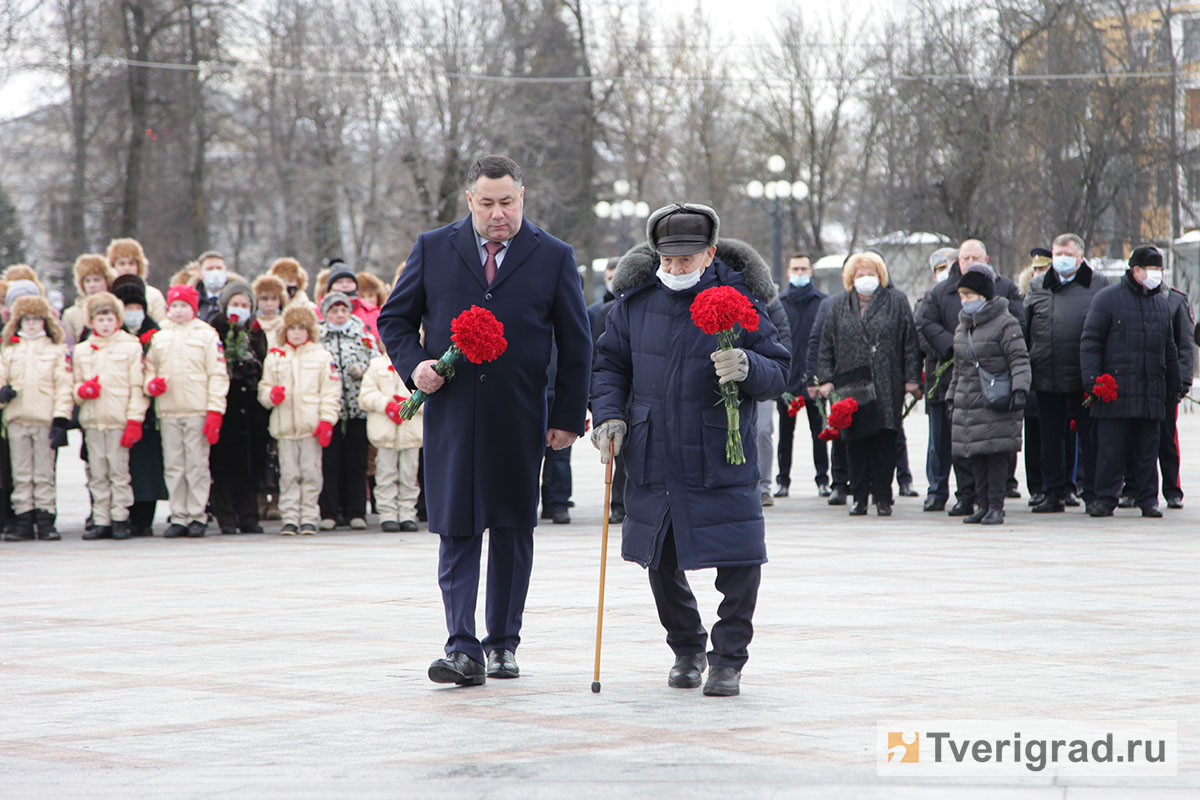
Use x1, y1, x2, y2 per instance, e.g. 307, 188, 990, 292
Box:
591, 239, 789, 571
1024, 261, 1108, 394
948, 297, 1032, 457
378, 214, 592, 537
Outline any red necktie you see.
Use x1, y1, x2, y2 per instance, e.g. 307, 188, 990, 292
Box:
483, 241, 504, 284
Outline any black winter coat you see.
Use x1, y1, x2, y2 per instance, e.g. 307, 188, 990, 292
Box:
1168, 288, 1196, 391
779, 281, 827, 394
1025, 261, 1109, 394
1080, 271, 1181, 421
210, 314, 266, 481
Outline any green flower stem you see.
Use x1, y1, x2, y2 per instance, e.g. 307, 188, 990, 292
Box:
399, 344, 462, 420
715, 329, 745, 465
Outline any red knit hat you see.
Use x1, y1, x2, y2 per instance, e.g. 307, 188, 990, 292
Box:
167, 284, 199, 313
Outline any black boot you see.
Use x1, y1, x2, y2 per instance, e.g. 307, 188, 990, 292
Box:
827, 485, 847, 506
112, 519, 131, 540
34, 509, 60, 541
4, 510, 35, 541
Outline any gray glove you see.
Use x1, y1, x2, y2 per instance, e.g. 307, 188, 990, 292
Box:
590, 418, 627, 463
710, 348, 749, 384
346, 362, 365, 380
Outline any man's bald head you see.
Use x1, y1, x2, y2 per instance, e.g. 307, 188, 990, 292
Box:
958, 239, 988, 267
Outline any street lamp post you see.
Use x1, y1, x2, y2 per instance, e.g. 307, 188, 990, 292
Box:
746, 155, 808, 287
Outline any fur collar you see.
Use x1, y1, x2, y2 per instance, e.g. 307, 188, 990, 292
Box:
612, 238, 777, 303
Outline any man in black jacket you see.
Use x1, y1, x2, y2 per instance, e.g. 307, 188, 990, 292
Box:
775, 253, 830, 498
1159, 285, 1196, 508
1080, 246, 1180, 517
1025, 233, 1109, 512
915, 247, 958, 511
915, 239, 1026, 516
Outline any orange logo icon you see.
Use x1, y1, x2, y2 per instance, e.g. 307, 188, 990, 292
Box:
888, 732, 919, 763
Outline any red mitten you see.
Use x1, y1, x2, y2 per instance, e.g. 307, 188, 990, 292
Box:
270, 385, 286, 405
119, 420, 143, 448
386, 399, 404, 425
315, 420, 334, 448
77, 376, 101, 400
147, 377, 167, 396
203, 410, 223, 445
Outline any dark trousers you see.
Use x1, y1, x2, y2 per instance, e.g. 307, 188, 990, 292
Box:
1095, 417, 1160, 509
895, 425, 912, 485
540, 444, 573, 512
610, 453, 626, 515
212, 473, 260, 529
1037, 391, 1096, 501
438, 527, 534, 662
926, 402, 953, 502
319, 418, 369, 520
968, 452, 1010, 512
847, 429, 899, 505
1159, 403, 1183, 502
648, 525, 760, 670
129, 500, 156, 529
831, 438, 849, 488
775, 399, 829, 488
1024, 416, 1043, 495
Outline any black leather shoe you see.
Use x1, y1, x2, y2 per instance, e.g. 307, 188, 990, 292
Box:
962, 508, 987, 524
82, 526, 113, 540
667, 652, 706, 689
162, 524, 189, 538
1005, 487, 1021, 499
112, 520, 131, 540
1032, 495, 1065, 513
980, 509, 1005, 525
898, 483, 918, 498
702, 665, 741, 697
1064, 492, 1081, 507
550, 508, 570, 524
948, 501, 974, 517
241, 524, 264, 533
486, 649, 520, 679
399, 521, 418, 532
1141, 505, 1163, 518
429, 652, 486, 686
923, 497, 946, 512
609, 509, 626, 524
540, 508, 554, 520
849, 501, 868, 516
1118, 495, 1135, 509
817, 483, 832, 498
219, 525, 237, 536
1167, 497, 1184, 509
187, 521, 207, 538
381, 520, 401, 532
773, 485, 789, 498
1086, 501, 1114, 517
827, 485, 847, 506
1028, 493, 1045, 507
876, 503, 892, 517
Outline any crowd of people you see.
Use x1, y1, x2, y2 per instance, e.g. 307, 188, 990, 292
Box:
0, 245, 423, 541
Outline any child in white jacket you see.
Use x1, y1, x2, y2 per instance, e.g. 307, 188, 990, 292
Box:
0, 295, 74, 540
358, 353, 424, 531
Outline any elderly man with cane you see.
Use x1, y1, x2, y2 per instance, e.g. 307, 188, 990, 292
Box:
591, 204, 789, 697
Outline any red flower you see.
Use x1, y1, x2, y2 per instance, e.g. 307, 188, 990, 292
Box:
818, 426, 840, 442
827, 397, 859, 429
362, 336, 374, 349
1069, 419, 1078, 432
786, 396, 806, 417
7, 336, 18, 344
139, 329, 156, 346
1083, 373, 1118, 407
450, 306, 507, 364
689, 286, 760, 335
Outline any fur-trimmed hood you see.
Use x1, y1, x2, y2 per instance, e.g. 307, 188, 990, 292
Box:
611, 238, 777, 303
269, 257, 309, 291
73, 254, 112, 295
2, 295, 65, 343
106, 238, 148, 278
85, 291, 124, 324
277, 302, 320, 347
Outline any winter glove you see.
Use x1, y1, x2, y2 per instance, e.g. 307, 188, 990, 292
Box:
119, 420, 143, 448
0, 385, 16, 403
1009, 389, 1027, 412
315, 420, 334, 448
386, 398, 405, 425
203, 411, 223, 445
269, 385, 287, 406
590, 418, 627, 464
49, 417, 70, 449
77, 376, 101, 400
710, 348, 749, 384
346, 362, 365, 380
147, 377, 167, 397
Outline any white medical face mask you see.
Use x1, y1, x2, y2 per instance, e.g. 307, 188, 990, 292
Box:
854, 275, 879, 295
326, 320, 351, 333
226, 306, 250, 325
1052, 255, 1077, 276
789, 274, 811, 288
202, 270, 228, 292
1141, 269, 1163, 291
935, 269, 949, 284
656, 266, 703, 292
124, 310, 145, 329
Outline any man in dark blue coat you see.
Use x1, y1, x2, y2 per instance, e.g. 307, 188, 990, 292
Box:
1079, 246, 1180, 517
773, 253, 830, 498
805, 291, 851, 504
377, 155, 592, 686
591, 204, 789, 698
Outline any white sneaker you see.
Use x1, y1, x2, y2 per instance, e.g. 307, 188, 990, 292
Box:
349, 517, 367, 530
319, 518, 336, 530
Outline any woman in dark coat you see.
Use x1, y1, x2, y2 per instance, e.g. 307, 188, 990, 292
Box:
209, 281, 266, 533
817, 252, 922, 516
948, 266, 1032, 525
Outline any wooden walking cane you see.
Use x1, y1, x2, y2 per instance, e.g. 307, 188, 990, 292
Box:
591, 439, 615, 693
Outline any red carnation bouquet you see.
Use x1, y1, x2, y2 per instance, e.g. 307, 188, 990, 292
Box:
690, 286, 760, 464
1082, 373, 1118, 408
782, 392, 805, 418
817, 395, 858, 442
399, 305, 507, 420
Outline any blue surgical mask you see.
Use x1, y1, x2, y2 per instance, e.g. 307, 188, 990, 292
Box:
789, 274, 811, 288
962, 298, 985, 315
1052, 255, 1077, 277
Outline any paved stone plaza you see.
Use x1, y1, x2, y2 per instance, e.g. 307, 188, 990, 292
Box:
1, 413, 1198, 798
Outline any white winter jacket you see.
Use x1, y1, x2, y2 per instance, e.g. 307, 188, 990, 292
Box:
72, 330, 149, 430
0, 336, 74, 426
257, 341, 341, 439
143, 317, 230, 417
358, 354, 424, 450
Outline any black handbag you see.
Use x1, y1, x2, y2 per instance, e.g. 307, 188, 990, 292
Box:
967, 328, 1012, 411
